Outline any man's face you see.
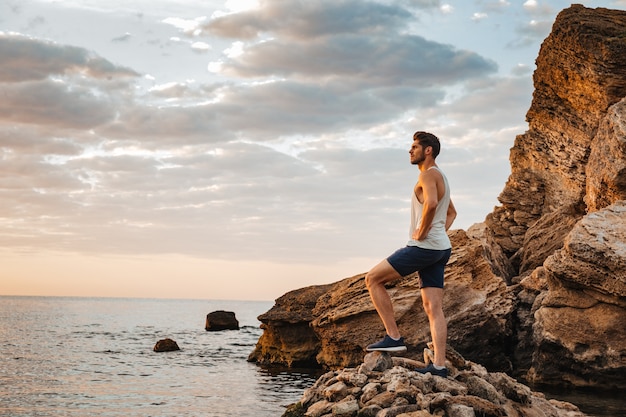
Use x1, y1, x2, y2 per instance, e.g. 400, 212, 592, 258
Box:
409, 141, 426, 165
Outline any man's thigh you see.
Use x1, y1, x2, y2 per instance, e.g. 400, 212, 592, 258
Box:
366, 259, 402, 286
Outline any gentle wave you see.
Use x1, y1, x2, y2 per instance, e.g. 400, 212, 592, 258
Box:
0, 296, 319, 417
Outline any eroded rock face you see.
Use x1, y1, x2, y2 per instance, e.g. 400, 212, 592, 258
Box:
486, 5, 626, 259
585, 97, 626, 212
529, 202, 626, 390
248, 284, 332, 367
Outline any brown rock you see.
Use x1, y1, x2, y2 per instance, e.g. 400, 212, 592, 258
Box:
516, 204, 582, 274
544, 201, 626, 297
205, 310, 239, 331
486, 5, 626, 257
153, 338, 180, 352
528, 202, 626, 390
283, 352, 588, 417
585, 97, 626, 212
365, 391, 396, 409
248, 284, 331, 367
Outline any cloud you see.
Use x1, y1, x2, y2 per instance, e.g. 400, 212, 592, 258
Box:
0, 79, 118, 129
112, 32, 132, 42
471, 12, 489, 21
0, 0, 529, 267
0, 33, 138, 82
204, 0, 413, 40
508, 18, 554, 48
217, 34, 497, 85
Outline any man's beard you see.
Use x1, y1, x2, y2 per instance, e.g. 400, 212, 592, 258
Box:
411, 155, 425, 165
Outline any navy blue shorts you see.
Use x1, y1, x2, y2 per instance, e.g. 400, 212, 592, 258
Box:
387, 246, 451, 288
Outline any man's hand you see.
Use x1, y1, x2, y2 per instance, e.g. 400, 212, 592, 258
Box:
412, 224, 431, 241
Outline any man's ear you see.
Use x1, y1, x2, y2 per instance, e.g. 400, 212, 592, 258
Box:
424, 146, 433, 155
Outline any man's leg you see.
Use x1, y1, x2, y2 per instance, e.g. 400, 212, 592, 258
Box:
421, 287, 447, 366
365, 259, 402, 339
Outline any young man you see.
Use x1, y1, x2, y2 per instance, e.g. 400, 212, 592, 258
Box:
364, 131, 457, 378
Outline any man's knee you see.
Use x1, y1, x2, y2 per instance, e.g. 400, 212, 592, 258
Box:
421, 289, 444, 316
364, 271, 377, 290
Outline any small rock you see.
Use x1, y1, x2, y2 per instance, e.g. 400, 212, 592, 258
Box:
446, 403, 475, 417
356, 405, 381, 417
153, 338, 180, 352
205, 310, 239, 331
305, 400, 333, 417
359, 382, 381, 405
323, 381, 348, 402
332, 398, 359, 417
361, 351, 393, 372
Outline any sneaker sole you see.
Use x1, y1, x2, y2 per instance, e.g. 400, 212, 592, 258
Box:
366, 346, 407, 352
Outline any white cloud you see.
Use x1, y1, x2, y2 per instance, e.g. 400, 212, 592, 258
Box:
441, 4, 454, 14
162, 16, 206, 36
523, 0, 538, 9
191, 41, 211, 52
471, 12, 489, 21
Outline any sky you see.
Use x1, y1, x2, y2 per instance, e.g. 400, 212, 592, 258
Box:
1, 0, 625, 301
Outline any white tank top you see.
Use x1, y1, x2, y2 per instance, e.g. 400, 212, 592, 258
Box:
407, 166, 451, 250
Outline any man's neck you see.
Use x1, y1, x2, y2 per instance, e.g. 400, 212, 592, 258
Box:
418, 159, 437, 172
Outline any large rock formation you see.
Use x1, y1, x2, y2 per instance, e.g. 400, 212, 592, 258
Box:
249, 4, 626, 394
486, 4, 626, 264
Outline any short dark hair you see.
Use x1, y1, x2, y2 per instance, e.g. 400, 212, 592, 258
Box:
413, 131, 441, 158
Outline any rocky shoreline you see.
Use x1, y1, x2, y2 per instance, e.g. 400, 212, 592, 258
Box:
282, 348, 587, 417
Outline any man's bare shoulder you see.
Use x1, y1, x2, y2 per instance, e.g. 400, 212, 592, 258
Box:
420, 165, 442, 182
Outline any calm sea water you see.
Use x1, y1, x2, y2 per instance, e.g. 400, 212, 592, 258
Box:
1, 296, 624, 417
0, 296, 320, 417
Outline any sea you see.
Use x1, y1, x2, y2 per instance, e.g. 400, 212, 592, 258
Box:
1, 296, 624, 417
0, 296, 321, 417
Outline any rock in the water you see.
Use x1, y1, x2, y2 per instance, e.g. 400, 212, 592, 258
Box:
205, 310, 239, 331
154, 338, 180, 352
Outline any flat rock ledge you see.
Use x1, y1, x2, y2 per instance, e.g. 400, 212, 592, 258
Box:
282, 349, 586, 417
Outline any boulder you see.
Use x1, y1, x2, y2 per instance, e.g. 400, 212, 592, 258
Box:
248, 284, 332, 367
528, 201, 626, 390
205, 310, 240, 331
153, 338, 180, 352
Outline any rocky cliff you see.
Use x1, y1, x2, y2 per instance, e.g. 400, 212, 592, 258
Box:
248, 4, 626, 393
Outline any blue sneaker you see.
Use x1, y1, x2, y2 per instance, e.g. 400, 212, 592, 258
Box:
415, 363, 448, 378
366, 335, 407, 352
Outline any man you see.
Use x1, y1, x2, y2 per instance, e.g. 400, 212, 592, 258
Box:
364, 131, 456, 378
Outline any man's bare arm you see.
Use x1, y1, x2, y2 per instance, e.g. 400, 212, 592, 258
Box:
445, 199, 457, 231
412, 171, 439, 241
